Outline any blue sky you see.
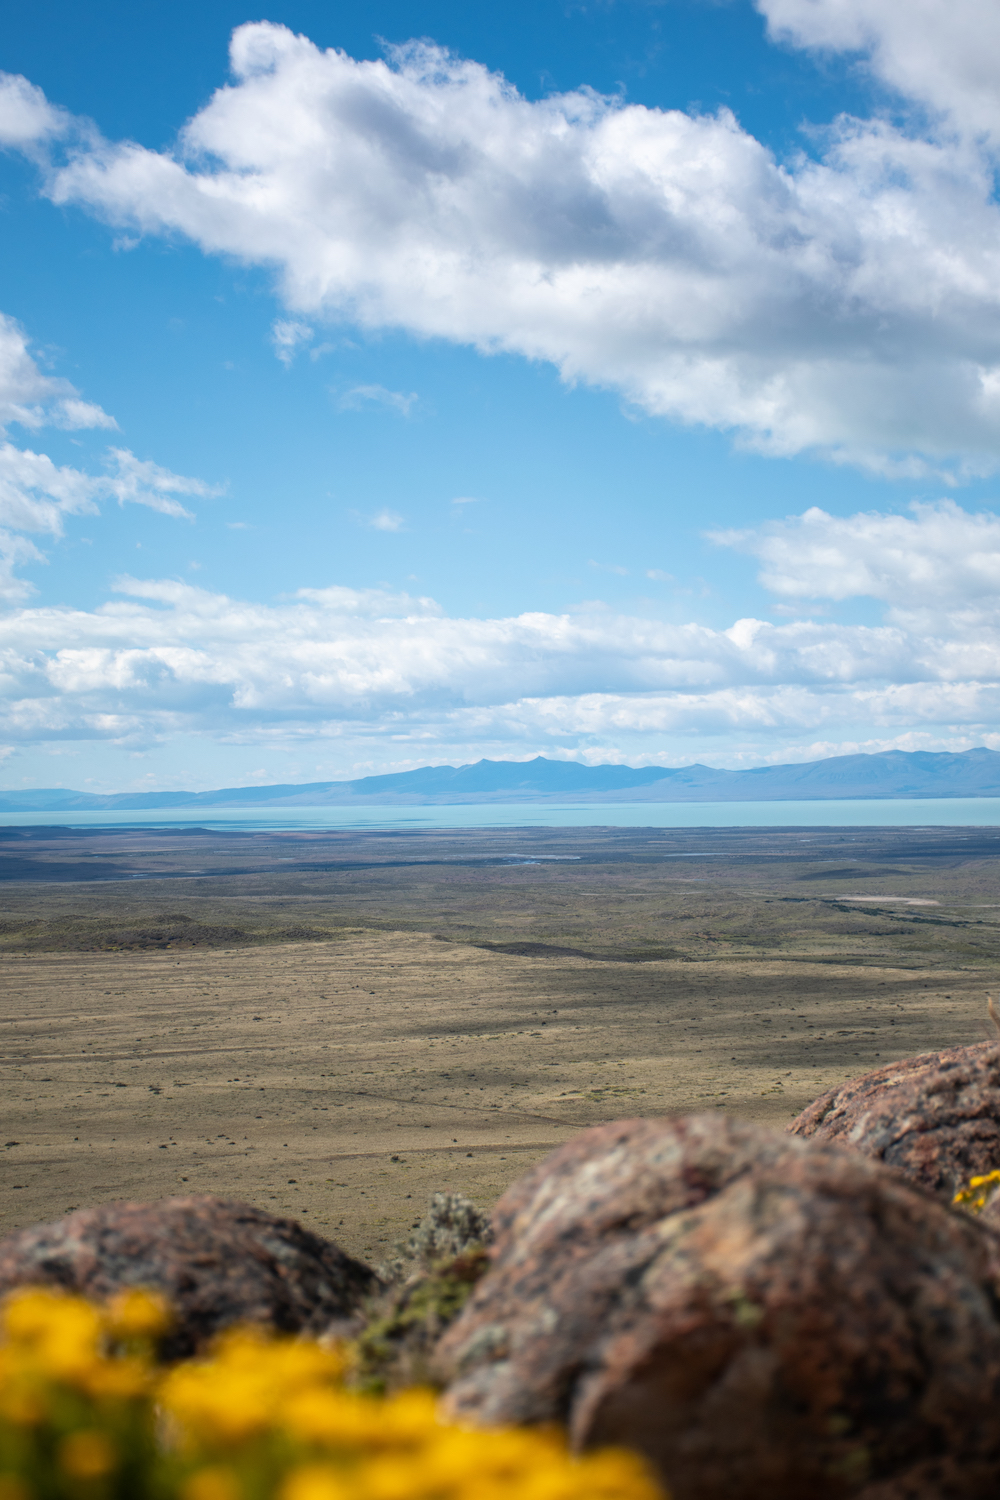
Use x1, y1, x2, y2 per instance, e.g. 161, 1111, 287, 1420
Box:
2, 0, 1000, 791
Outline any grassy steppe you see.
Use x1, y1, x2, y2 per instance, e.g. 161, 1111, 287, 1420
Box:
2, 822, 998, 1258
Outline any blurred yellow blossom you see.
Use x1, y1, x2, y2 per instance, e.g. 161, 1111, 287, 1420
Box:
58, 1429, 118, 1478
181, 1465, 244, 1500
161, 1328, 347, 1445
280, 1464, 356, 1500
106, 1289, 171, 1342
953, 1168, 1000, 1213
0, 1289, 667, 1500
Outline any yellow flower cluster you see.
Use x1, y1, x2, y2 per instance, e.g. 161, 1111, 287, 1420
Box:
0, 1290, 666, 1500
0, 1286, 168, 1500
953, 1168, 1000, 1214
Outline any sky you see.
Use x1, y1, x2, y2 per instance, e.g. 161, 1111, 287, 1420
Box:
2, 0, 1000, 792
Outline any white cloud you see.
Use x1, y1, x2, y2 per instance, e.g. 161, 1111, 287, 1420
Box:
0, 310, 219, 596
4, 20, 1000, 474
0, 72, 67, 149
757, 0, 1000, 143
270, 318, 313, 365
3, 516, 1000, 759
0, 531, 47, 604
0, 444, 101, 538
0, 441, 215, 597
369, 509, 405, 532
101, 448, 220, 518
337, 384, 418, 416
712, 499, 1000, 607
349, 507, 406, 532
0, 312, 117, 433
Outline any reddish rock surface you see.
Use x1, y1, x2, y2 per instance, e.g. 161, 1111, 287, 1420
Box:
436, 1115, 1000, 1500
789, 1041, 1000, 1200
0, 1195, 377, 1357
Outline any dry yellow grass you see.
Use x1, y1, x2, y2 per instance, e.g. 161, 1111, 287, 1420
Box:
1, 930, 992, 1260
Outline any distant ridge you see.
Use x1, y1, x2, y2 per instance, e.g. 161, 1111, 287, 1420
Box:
4, 748, 1000, 811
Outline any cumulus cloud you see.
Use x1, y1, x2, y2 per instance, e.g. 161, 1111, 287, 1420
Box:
0, 72, 68, 149
3, 13, 1000, 474
757, 0, 1000, 143
712, 499, 1000, 607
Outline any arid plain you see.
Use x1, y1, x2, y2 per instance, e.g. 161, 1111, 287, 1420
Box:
2, 820, 1000, 1261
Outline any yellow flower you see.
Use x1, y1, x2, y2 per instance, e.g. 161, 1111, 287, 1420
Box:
570, 1448, 665, 1500
953, 1168, 1000, 1213
0, 1293, 668, 1500
0, 1373, 49, 1428
162, 1329, 348, 1446
81, 1355, 153, 1401
284, 1387, 445, 1454
2, 1290, 103, 1382
181, 1466, 245, 1500
58, 1431, 118, 1480
106, 1288, 171, 1340
280, 1463, 355, 1500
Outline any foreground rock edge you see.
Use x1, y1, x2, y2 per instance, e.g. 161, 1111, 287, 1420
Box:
0, 1193, 378, 1358
789, 1039, 1000, 1201
436, 1113, 1000, 1500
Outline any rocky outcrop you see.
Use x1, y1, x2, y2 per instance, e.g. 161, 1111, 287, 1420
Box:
0, 1195, 377, 1358
789, 1041, 1000, 1200
436, 1115, 1000, 1500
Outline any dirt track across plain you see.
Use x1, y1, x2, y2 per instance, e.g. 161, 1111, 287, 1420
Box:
1, 931, 993, 1261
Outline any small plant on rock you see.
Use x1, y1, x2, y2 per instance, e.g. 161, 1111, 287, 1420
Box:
953, 1168, 1000, 1214
359, 1194, 494, 1391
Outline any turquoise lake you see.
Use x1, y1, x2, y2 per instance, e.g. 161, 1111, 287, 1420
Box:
4, 798, 1000, 831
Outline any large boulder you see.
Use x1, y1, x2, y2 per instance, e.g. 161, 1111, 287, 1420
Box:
436, 1115, 1000, 1500
0, 1195, 377, 1358
789, 1041, 1000, 1200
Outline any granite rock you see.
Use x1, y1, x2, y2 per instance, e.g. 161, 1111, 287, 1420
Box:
437, 1115, 1000, 1500
789, 1041, 1000, 1200
0, 1194, 378, 1357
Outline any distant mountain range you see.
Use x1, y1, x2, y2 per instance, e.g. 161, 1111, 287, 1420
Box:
4, 748, 1000, 812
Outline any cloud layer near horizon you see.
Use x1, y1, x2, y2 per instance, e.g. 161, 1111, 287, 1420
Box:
3, 497, 1000, 771
3, 3, 1000, 476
